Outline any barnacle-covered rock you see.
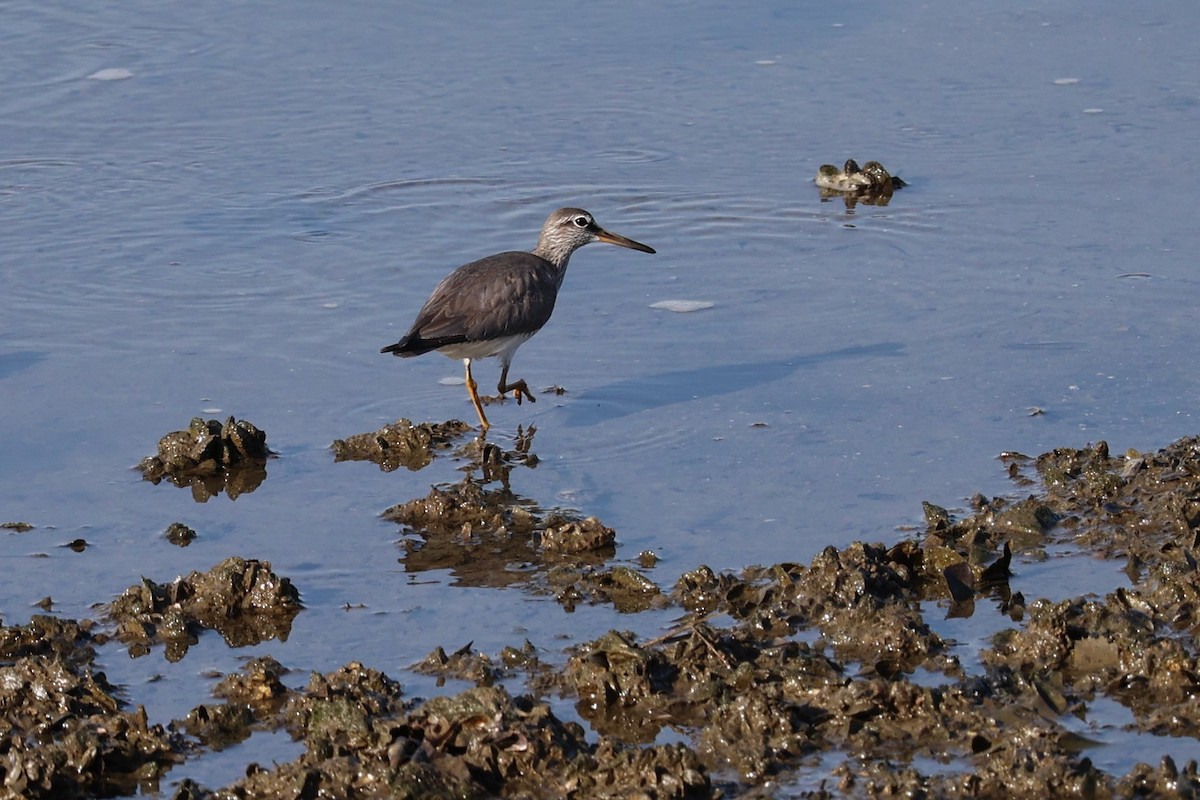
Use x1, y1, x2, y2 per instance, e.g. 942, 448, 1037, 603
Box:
0, 616, 186, 797
331, 417, 471, 472
815, 157, 906, 207
104, 556, 302, 660
138, 416, 272, 500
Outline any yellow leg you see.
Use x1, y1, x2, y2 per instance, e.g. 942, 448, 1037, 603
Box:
464, 359, 490, 432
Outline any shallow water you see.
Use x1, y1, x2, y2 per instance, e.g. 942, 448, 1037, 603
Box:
3, 0, 1199, 791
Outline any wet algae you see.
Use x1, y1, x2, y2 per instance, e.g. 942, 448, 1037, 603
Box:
8, 428, 1200, 797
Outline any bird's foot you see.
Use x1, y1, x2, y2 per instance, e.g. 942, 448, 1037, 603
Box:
496, 379, 535, 406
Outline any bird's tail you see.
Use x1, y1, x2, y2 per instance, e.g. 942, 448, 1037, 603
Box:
381, 334, 438, 357
380, 337, 417, 357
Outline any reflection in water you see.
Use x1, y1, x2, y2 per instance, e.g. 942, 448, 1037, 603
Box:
818, 185, 899, 209
331, 418, 472, 472
815, 158, 906, 209
144, 461, 268, 503
138, 417, 272, 502
384, 426, 661, 611
944, 542, 1016, 620
386, 425, 610, 588
477, 422, 539, 485
104, 557, 301, 662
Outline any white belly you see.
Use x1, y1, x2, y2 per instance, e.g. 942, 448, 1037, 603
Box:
437, 333, 533, 364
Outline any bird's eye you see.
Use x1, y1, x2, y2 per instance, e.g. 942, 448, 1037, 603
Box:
573, 216, 590, 228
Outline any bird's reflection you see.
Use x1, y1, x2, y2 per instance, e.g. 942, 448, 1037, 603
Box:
476, 423, 539, 486
384, 424, 641, 605
331, 419, 659, 609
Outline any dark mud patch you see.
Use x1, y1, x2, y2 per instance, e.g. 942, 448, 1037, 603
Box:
386, 478, 616, 558
374, 435, 1200, 796
137, 417, 272, 501
0, 616, 187, 798
170, 661, 711, 800
331, 418, 472, 472
412, 640, 546, 688
104, 556, 302, 661
384, 464, 665, 614
380, 428, 643, 609
163, 521, 197, 547
11, 436, 1200, 797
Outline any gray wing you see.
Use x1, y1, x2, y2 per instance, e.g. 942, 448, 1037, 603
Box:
383, 252, 560, 355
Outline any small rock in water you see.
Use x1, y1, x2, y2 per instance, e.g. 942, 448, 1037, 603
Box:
138, 416, 272, 501
164, 522, 197, 547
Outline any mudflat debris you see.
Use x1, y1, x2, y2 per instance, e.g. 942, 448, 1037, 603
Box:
0, 616, 186, 797
138, 416, 272, 501
10, 434, 1200, 797
331, 417, 472, 472
104, 556, 302, 661
815, 158, 907, 208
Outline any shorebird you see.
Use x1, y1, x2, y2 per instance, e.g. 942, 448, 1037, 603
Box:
381, 208, 656, 432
